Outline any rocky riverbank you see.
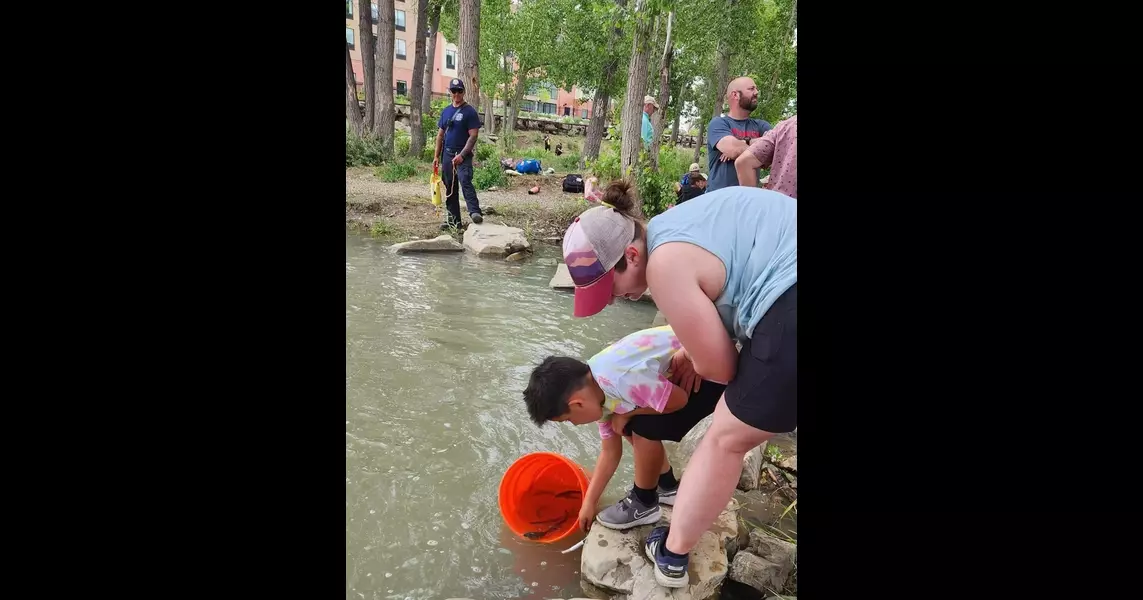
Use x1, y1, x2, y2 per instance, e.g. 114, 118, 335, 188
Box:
346, 166, 591, 244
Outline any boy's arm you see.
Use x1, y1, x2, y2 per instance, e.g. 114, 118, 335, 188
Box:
579, 433, 623, 531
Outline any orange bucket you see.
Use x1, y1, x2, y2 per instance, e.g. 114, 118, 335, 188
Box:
498, 452, 590, 544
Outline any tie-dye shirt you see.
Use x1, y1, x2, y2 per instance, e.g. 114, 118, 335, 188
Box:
586, 326, 681, 439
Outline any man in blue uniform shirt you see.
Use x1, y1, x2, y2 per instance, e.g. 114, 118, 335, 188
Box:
433, 78, 484, 229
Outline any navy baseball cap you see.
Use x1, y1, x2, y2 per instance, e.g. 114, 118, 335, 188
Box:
448, 78, 465, 92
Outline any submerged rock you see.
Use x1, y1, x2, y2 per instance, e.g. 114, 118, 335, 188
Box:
463, 223, 530, 257
389, 234, 464, 254
506, 250, 529, 261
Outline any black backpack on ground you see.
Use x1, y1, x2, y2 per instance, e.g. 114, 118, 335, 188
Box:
562, 174, 585, 194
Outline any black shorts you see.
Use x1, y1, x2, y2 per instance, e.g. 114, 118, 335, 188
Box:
725, 283, 797, 433
624, 379, 728, 442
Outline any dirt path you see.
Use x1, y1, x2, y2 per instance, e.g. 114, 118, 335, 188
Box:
346, 166, 591, 243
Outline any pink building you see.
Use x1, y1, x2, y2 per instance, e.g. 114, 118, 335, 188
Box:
346, 2, 594, 118
345, 1, 457, 100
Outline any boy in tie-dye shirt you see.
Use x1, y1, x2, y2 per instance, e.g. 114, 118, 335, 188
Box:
523, 326, 727, 532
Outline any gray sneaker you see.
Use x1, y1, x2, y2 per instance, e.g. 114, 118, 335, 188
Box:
657, 485, 678, 506
596, 491, 661, 530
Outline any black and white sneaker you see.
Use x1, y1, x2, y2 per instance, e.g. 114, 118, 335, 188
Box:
595, 491, 661, 530
644, 526, 689, 588
657, 485, 678, 506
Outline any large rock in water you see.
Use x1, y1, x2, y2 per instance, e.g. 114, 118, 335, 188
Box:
388, 234, 464, 254
726, 530, 797, 595
463, 223, 530, 257
580, 498, 738, 600
549, 264, 655, 304
676, 414, 766, 492
550, 263, 574, 289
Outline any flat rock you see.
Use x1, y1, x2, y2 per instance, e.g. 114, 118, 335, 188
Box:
550, 263, 574, 289
777, 455, 797, 472
651, 311, 669, 327
463, 223, 530, 257
580, 498, 737, 600
677, 415, 767, 492
389, 234, 464, 253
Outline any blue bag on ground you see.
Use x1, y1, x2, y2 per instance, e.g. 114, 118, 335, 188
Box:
516, 159, 541, 174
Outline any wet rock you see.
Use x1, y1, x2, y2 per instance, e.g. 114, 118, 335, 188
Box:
506, 250, 529, 261
578, 580, 611, 600
651, 311, 669, 327
738, 445, 765, 491
726, 530, 796, 595
580, 498, 738, 600
777, 455, 797, 472
550, 263, 574, 289
389, 234, 464, 254
677, 416, 767, 493
747, 529, 796, 570
463, 223, 531, 257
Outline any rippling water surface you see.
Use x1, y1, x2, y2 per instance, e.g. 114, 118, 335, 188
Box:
346, 232, 658, 599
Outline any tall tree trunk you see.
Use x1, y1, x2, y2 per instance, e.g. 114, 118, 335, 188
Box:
765, 0, 798, 108
409, 0, 430, 157
346, 42, 365, 136
693, 116, 704, 163
421, 2, 442, 117
458, 0, 481, 115
504, 68, 528, 151
374, 0, 396, 154
670, 85, 683, 145
645, 15, 661, 98
358, 0, 376, 132
713, 39, 731, 117
581, 0, 627, 168
500, 35, 510, 138
620, 0, 655, 179
649, 11, 674, 171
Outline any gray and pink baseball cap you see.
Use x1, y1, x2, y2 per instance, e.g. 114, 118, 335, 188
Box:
562, 206, 636, 317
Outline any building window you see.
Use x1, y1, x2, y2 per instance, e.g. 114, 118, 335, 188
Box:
395, 10, 406, 31
395, 39, 407, 60
541, 102, 556, 115
346, 27, 355, 50
581, 109, 589, 119
521, 100, 536, 113
563, 105, 571, 116
445, 50, 456, 70
397, 81, 408, 96
346, 1, 353, 20
371, 3, 378, 22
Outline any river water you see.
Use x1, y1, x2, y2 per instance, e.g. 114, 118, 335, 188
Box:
346, 231, 659, 599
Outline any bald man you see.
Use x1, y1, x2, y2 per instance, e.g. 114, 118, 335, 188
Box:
705, 77, 772, 192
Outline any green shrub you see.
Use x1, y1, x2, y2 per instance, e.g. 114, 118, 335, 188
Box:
346, 128, 389, 167
472, 161, 508, 190
421, 146, 435, 163
635, 154, 676, 219
556, 152, 581, 172
421, 97, 450, 148
475, 141, 497, 162
376, 160, 418, 182
396, 131, 411, 157
587, 145, 622, 182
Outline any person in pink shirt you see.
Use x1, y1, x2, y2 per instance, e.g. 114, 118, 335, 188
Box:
735, 114, 797, 198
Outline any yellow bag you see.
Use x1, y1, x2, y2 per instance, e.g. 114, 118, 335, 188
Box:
429, 166, 444, 208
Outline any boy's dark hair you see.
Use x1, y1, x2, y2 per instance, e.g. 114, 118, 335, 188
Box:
523, 356, 591, 426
